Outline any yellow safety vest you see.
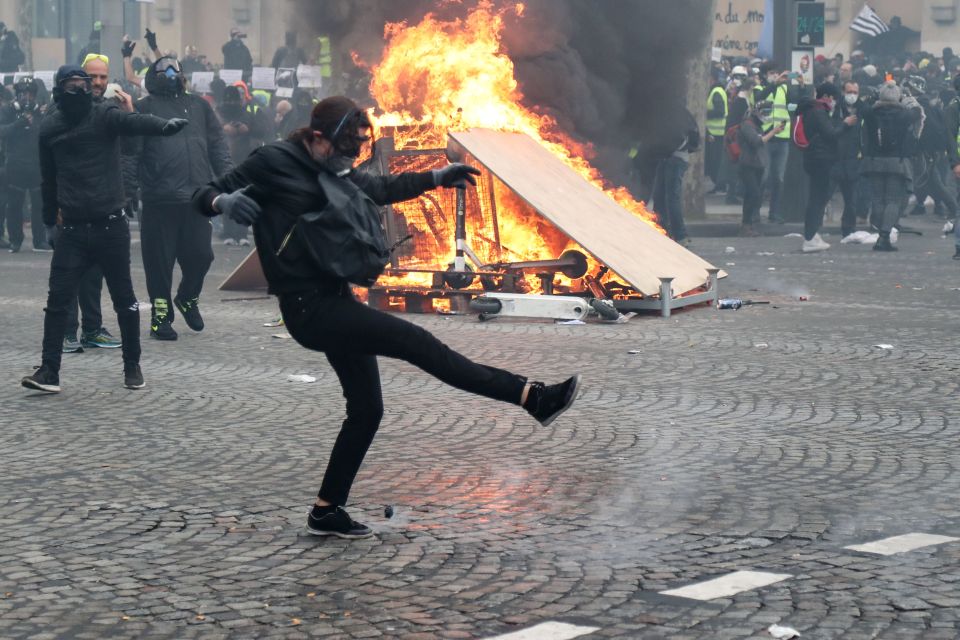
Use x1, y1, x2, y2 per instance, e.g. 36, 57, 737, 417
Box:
771, 84, 791, 140
706, 86, 728, 136
316, 36, 332, 79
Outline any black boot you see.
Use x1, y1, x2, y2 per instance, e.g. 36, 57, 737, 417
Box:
523, 375, 582, 426
873, 234, 898, 252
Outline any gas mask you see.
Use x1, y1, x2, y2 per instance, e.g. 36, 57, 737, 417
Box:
149, 57, 185, 96
330, 109, 372, 160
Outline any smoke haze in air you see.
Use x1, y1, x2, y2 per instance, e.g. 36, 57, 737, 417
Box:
296, 0, 711, 181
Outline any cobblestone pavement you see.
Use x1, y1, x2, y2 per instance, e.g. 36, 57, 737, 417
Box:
2, 217, 960, 639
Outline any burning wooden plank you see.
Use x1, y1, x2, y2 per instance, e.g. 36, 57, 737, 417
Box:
448, 128, 720, 297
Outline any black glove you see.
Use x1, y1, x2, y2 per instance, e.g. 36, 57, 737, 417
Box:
161, 118, 188, 136
432, 163, 481, 188
144, 28, 158, 51
45, 224, 58, 249
121, 39, 136, 58
216, 187, 261, 226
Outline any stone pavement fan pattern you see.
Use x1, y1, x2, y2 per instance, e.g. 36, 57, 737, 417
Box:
2, 217, 960, 638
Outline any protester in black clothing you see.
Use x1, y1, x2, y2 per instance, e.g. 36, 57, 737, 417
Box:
916, 90, 958, 224
20, 65, 188, 394
222, 27, 253, 81
797, 83, 858, 252
133, 56, 233, 341
218, 85, 268, 245
650, 107, 698, 244
0, 78, 46, 253
192, 96, 581, 539
834, 81, 866, 237
0, 23, 25, 72
737, 102, 785, 236
861, 81, 924, 252
271, 31, 307, 70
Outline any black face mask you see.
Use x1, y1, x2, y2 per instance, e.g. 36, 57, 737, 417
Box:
334, 133, 369, 160
59, 89, 93, 121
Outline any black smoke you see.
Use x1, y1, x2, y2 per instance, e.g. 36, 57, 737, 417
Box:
294, 0, 711, 184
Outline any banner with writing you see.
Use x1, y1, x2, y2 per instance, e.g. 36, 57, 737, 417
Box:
713, 0, 766, 56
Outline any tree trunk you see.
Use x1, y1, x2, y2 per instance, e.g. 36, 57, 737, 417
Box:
682, 0, 717, 220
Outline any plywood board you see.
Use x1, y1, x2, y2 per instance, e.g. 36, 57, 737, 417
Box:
449, 129, 719, 296
219, 249, 268, 291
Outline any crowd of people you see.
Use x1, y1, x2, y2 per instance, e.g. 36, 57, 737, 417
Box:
698, 47, 960, 257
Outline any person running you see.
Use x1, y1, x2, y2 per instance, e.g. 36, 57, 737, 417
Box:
192, 96, 581, 539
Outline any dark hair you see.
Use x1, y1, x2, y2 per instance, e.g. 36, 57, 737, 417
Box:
816, 82, 841, 99
286, 126, 314, 145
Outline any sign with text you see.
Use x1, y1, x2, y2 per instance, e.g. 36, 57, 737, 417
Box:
713, 0, 766, 56
795, 2, 825, 48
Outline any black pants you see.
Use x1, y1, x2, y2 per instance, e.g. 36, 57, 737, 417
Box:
140, 202, 214, 313
837, 176, 864, 237
652, 156, 689, 241
803, 159, 833, 241
64, 266, 104, 338
7, 184, 44, 248
922, 154, 959, 219
41, 214, 140, 372
280, 287, 527, 506
740, 165, 764, 226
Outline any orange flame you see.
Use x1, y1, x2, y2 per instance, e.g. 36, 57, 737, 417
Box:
369, 1, 660, 229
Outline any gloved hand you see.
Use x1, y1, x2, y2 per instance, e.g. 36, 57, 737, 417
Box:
432, 163, 481, 188
121, 38, 136, 58
161, 118, 188, 136
45, 225, 58, 249
144, 28, 158, 51
215, 187, 261, 226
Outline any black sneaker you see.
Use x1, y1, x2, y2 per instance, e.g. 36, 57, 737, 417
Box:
174, 296, 204, 332
63, 335, 84, 353
305, 506, 374, 539
523, 374, 582, 426
873, 237, 898, 252
21, 365, 61, 393
9, 242, 21, 253
150, 299, 178, 340
124, 363, 145, 390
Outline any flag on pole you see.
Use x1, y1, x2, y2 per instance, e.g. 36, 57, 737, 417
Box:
850, 4, 889, 37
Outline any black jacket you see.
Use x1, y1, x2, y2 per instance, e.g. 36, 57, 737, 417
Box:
39, 102, 171, 225
0, 104, 41, 186
193, 140, 437, 295
798, 98, 845, 164
133, 92, 232, 205
219, 103, 269, 164
222, 39, 253, 77
918, 97, 949, 155
947, 97, 960, 168
861, 102, 923, 159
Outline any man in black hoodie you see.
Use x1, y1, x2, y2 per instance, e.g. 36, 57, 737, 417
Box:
20, 65, 187, 394
797, 83, 858, 252
132, 57, 232, 341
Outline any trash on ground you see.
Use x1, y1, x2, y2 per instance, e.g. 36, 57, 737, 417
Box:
263, 318, 284, 327
841, 230, 879, 245
943, 220, 954, 234
798, 296, 809, 301
873, 344, 894, 350
784, 233, 803, 238
272, 333, 292, 339
767, 267, 776, 271
912, 287, 924, 291
627, 349, 641, 354
287, 374, 316, 383
725, 246, 736, 253
384, 505, 394, 519
768, 624, 801, 639
606, 312, 637, 324
726, 262, 736, 266
557, 319, 586, 325
754, 342, 769, 349
756, 251, 775, 256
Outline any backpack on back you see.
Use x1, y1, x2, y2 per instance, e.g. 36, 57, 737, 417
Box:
793, 114, 809, 149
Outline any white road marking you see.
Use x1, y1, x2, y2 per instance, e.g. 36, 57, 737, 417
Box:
659, 570, 792, 601
482, 621, 600, 640
844, 533, 959, 556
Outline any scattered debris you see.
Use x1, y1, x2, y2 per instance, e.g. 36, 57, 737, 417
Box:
718, 298, 771, 310
263, 318, 284, 327
726, 262, 736, 266
873, 344, 894, 350
725, 246, 736, 254
754, 343, 769, 349
768, 624, 801, 639
841, 231, 879, 245
287, 374, 316, 383
798, 296, 809, 301
756, 251, 775, 256
627, 349, 641, 355
944, 220, 955, 234
272, 333, 292, 339
384, 505, 394, 518
767, 267, 776, 271
557, 319, 586, 325
912, 287, 924, 291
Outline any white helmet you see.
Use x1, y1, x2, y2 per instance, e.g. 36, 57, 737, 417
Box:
731, 65, 749, 77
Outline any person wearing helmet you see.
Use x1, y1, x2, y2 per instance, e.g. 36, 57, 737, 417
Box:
130, 56, 232, 341
20, 65, 188, 394
0, 76, 45, 253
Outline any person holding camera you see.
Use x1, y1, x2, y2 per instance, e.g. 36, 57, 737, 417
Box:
20, 65, 188, 394
131, 56, 232, 341
0, 77, 46, 253
192, 96, 582, 539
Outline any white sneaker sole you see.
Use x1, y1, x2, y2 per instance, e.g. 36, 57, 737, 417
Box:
304, 525, 374, 539
802, 245, 829, 253
22, 379, 61, 393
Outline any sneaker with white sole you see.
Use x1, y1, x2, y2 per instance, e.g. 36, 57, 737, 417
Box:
305, 506, 373, 539
802, 234, 830, 253
21, 365, 61, 393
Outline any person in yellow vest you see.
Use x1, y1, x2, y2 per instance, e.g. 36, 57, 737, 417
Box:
756, 63, 793, 223
705, 78, 728, 193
